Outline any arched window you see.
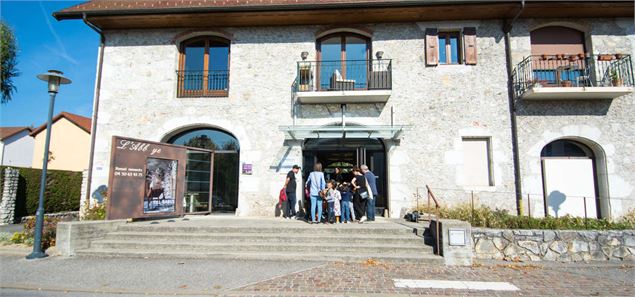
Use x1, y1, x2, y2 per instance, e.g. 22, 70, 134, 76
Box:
540, 139, 599, 219
177, 36, 230, 97
317, 33, 371, 90
530, 26, 586, 86
166, 128, 239, 213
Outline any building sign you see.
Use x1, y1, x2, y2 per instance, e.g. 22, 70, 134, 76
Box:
448, 228, 467, 246
242, 163, 253, 175
107, 136, 187, 220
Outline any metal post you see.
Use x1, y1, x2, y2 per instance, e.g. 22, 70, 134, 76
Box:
527, 193, 531, 218
471, 191, 475, 223
26, 92, 56, 259
583, 196, 588, 229
391, 106, 394, 127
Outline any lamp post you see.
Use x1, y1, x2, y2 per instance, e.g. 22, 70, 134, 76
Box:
26, 70, 71, 260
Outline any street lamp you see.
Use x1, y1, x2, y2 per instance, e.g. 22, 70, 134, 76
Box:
26, 70, 71, 260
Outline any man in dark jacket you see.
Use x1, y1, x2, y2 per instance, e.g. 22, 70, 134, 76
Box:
361, 165, 377, 221
283, 165, 300, 219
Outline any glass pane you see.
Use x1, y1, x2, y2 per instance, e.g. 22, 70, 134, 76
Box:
439, 36, 447, 65
450, 35, 459, 64
184, 41, 205, 90
212, 153, 239, 213
168, 129, 240, 151
184, 151, 211, 213
320, 37, 342, 90
209, 42, 229, 90
345, 36, 368, 88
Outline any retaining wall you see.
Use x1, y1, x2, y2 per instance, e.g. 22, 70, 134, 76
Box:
473, 228, 635, 262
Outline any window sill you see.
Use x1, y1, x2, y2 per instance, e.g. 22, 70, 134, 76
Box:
177, 90, 229, 98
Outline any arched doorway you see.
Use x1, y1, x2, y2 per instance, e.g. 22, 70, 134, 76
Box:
302, 137, 387, 213
541, 139, 600, 218
166, 128, 239, 214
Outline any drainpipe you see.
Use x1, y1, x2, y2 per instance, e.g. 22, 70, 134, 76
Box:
82, 13, 105, 210
503, 0, 525, 216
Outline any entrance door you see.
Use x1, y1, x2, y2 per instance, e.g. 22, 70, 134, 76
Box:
303, 138, 387, 212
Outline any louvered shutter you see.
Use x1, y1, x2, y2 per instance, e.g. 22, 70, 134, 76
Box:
464, 27, 477, 65
425, 28, 438, 66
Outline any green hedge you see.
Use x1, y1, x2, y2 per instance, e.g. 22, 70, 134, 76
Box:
418, 203, 635, 230
0, 166, 82, 218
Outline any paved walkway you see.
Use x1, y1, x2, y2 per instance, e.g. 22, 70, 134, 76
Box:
1, 249, 633, 296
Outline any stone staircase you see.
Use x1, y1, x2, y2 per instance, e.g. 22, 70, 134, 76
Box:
74, 217, 443, 264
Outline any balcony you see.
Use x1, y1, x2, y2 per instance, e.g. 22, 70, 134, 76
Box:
293, 59, 392, 104
176, 70, 229, 97
513, 54, 634, 100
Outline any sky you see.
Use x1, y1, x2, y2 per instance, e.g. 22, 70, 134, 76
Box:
0, 0, 98, 128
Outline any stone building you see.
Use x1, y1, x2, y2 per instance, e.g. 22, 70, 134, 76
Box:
54, 1, 634, 219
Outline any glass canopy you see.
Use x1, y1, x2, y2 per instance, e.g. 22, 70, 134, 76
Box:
279, 125, 410, 140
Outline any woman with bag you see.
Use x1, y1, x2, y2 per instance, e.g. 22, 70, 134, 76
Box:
305, 163, 326, 224
351, 166, 372, 223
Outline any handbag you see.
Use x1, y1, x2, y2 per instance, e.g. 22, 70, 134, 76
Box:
359, 189, 370, 200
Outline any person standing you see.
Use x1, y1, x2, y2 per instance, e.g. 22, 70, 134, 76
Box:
305, 163, 326, 224
361, 165, 378, 221
351, 166, 370, 223
338, 182, 352, 223
283, 165, 300, 219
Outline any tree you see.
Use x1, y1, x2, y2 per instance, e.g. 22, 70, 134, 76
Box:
1, 21, 19, 104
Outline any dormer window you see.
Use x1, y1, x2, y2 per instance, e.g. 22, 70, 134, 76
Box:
177, 36, 230, 97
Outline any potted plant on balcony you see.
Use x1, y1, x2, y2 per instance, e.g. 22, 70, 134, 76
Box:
531, 79, 543, 89
615, 53, 624, 59
560, 80, 573, 87
610, 69, 623, 86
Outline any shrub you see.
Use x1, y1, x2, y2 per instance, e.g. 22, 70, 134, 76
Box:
83, 199, 107, 221
0, 232, 11, 244
418, 203, 635, 230
0, 166, 82, 219
20, 216, 59, 250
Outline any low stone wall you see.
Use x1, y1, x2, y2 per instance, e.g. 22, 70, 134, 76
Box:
473, 228, 635, 262
19, 211, 79, 224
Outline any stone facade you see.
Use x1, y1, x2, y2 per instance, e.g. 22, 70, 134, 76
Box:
87, 17, 634, 218
510, 18, 635, 218
473, 228, 635, 262
0, 168, 19, 225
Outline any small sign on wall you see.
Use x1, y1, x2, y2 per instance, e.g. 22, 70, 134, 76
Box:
448, 228, 467, 246
242, 163, 253, 175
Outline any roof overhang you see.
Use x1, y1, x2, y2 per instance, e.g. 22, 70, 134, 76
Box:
280, 125, 411, 140
54, 1, 634, 29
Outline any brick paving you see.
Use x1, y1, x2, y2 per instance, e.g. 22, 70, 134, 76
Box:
229, 260, 635, 296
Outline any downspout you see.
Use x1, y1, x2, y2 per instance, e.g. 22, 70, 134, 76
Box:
503, 0, 525, 216
82, 13, 105, 212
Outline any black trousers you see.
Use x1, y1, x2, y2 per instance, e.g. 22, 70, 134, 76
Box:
285, 191, 296, 218
353, 193, 367, 220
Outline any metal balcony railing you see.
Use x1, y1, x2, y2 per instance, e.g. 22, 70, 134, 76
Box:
294, 59, 392, 92
176, 70, 229, 97
512, 54, 634, 98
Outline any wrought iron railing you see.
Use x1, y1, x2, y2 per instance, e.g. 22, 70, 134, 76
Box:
512, 54, 634, 98
294, 59, 392, 92
176, 70, 229, 97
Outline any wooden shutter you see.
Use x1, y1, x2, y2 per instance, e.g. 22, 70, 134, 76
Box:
425, 28, 438, 66
463, 27, 477, 65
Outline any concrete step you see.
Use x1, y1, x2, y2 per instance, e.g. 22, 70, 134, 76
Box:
75, 248, 445, 264
115, 224, 415, 235
89, 240, 432, 254
102, 231, 425, 245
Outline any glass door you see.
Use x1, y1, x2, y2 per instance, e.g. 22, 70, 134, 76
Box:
211, 152, 239, 213
184, 150, 213, 213
317, 33, 370, 91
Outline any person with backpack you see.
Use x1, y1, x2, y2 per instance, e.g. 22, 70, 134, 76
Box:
338, 182, 353, 223
305, 163, 326, 224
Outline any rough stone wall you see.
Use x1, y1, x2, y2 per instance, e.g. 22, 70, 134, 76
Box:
473, 228, 635, 262
0, 168, 19, 225
510, 18, 635, 218
88, 17, 633, 218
